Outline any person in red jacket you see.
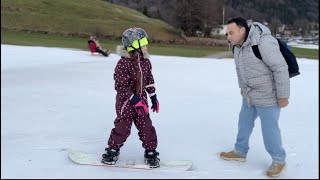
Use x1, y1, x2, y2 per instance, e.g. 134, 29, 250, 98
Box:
101, 28, 160, 168
88, 35, 110, 56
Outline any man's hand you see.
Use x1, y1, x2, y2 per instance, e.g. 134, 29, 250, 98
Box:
278, 98, 289, 108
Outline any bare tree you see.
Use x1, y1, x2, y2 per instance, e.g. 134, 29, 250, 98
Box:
269, 17, 282, 35
175, 0, 205, 36
202, 0, 225, 36
174, 0, 225, 37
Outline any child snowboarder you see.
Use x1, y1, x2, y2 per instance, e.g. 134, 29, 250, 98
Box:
101, 27, 160, 168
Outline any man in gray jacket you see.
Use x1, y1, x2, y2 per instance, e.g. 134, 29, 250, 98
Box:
220, 17, 289, 177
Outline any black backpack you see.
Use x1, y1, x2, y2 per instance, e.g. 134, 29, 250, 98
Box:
232, 38, 300, 78
251, 38, 300, 78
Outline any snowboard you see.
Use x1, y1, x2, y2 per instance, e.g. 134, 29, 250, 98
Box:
68, 150, 192, 171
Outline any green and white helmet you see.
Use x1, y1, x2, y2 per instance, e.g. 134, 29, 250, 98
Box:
122, 27, 148, 52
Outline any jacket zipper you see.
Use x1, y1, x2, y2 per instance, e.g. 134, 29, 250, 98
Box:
137, 61, 143, 96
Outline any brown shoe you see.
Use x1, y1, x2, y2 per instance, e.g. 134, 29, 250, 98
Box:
266, 162, 286, 177
220, 150, 246, 162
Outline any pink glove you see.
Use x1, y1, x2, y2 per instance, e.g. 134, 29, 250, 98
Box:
130, 95, 149, 115
134, 101, 149, 115
150, 94, 159, 113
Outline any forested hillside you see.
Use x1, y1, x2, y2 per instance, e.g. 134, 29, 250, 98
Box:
106, 0, 319, 36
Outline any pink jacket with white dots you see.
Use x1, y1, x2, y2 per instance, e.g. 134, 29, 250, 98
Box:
114, 48, 156, 115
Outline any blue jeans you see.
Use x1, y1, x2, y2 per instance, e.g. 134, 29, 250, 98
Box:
234, 98, 286, 164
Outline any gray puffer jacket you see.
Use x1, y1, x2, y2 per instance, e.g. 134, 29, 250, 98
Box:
233, 22, 290, 107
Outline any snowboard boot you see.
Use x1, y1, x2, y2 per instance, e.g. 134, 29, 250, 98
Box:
101, 147, 120, 165
144, 150, 160, 168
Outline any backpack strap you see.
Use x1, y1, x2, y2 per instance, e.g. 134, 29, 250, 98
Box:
234, 44, 263, 61
252, 45, 262, 60
252, 38, 289, 60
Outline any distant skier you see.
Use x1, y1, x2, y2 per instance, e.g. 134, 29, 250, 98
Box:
101, 28, 161, 168
88, 35, 110, 56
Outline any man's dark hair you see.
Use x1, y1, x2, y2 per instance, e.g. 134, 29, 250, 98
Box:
227, 17, 250, 42
227, 17, 250, 33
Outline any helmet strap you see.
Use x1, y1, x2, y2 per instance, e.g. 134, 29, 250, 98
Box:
129, 40, 144, 57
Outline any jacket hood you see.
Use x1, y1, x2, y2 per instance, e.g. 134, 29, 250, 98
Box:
244, 22, 272, 46
116, 45, 150, 59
